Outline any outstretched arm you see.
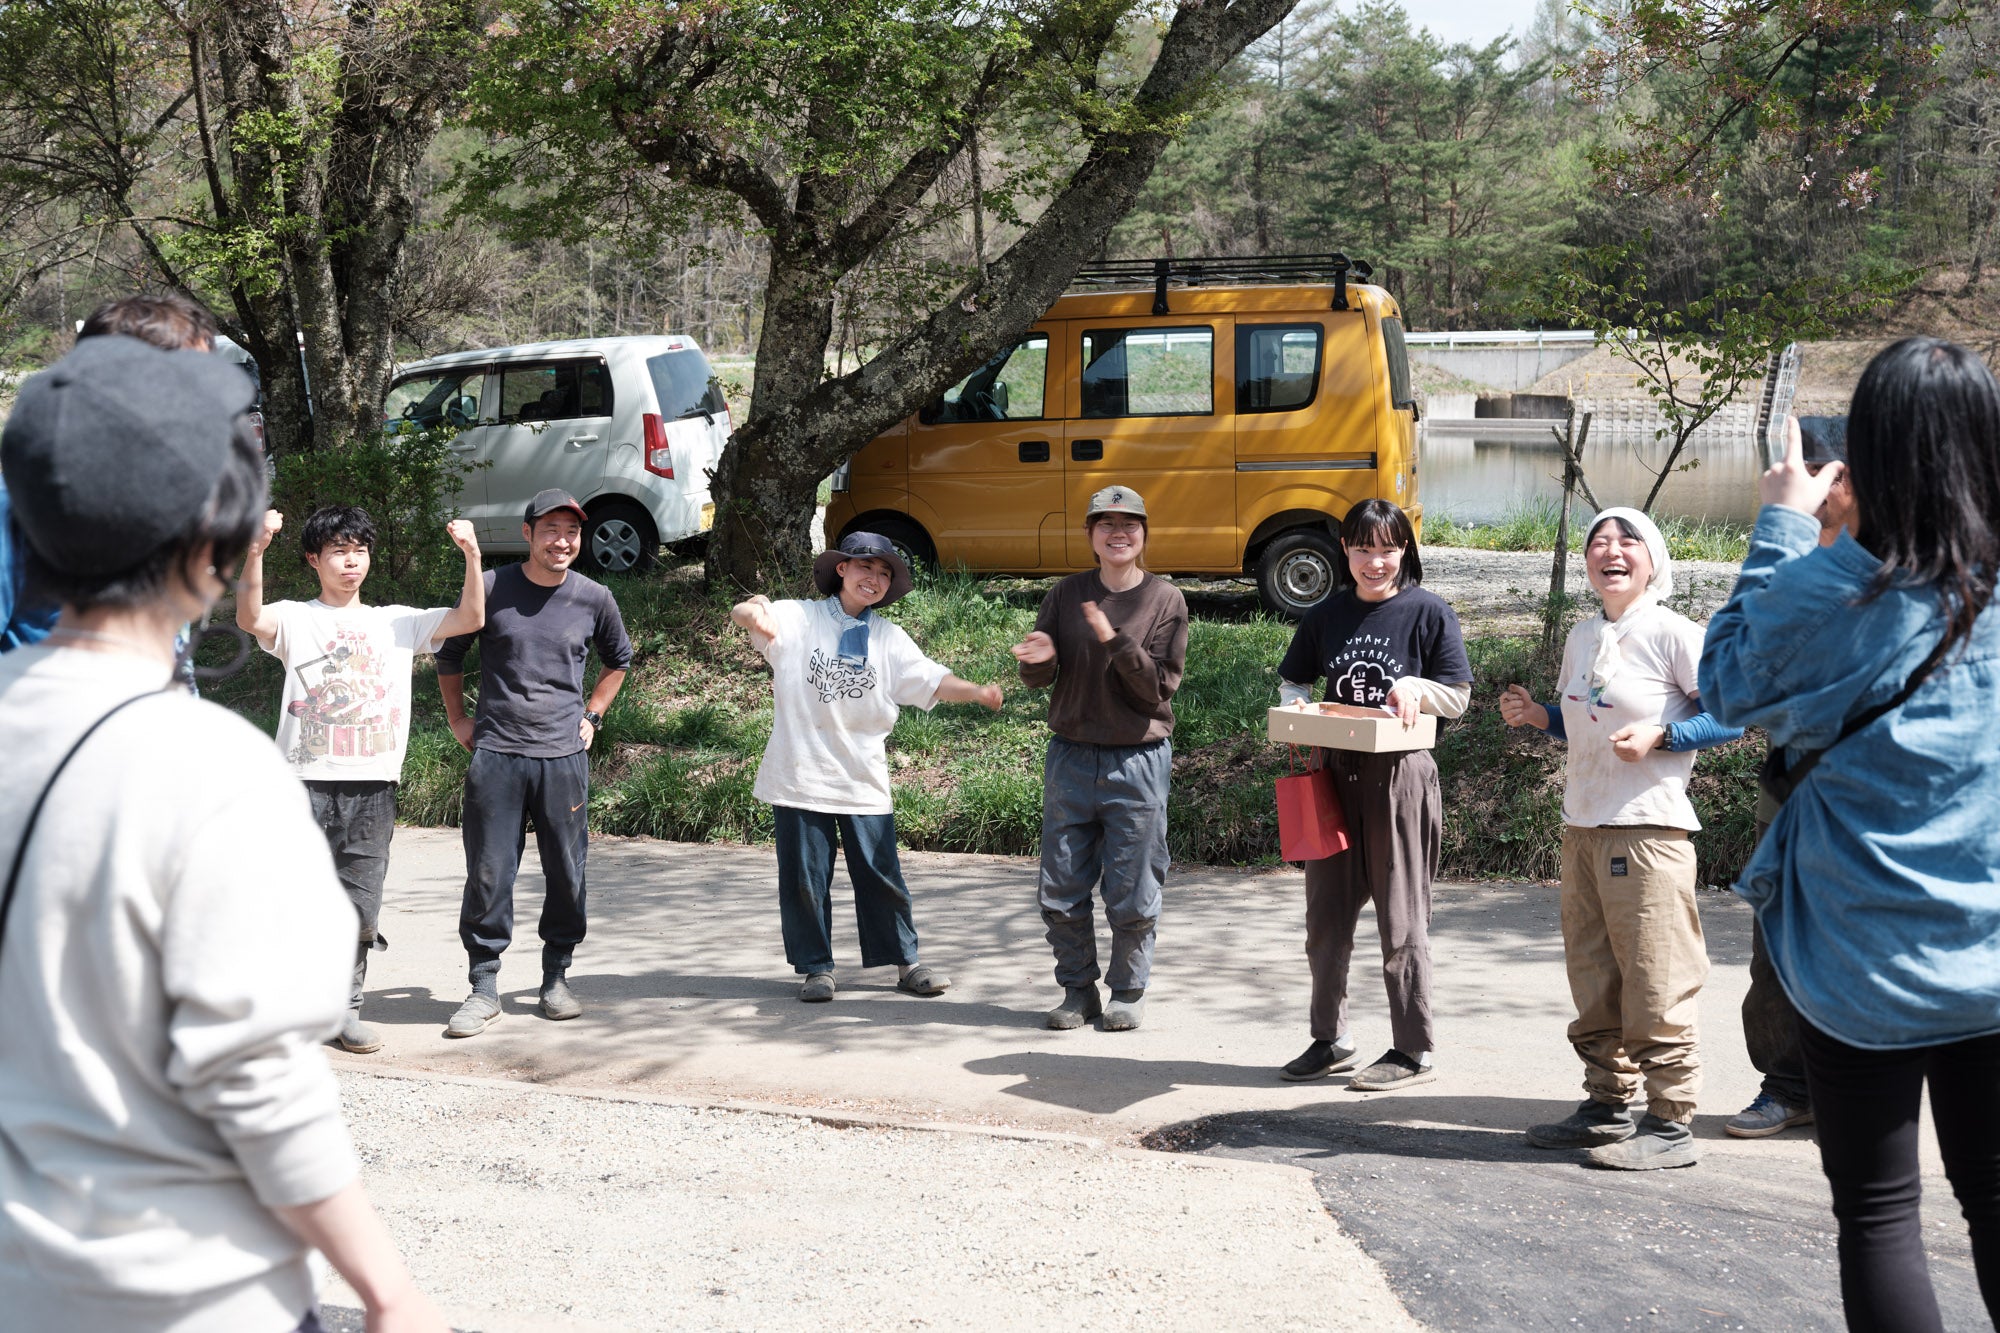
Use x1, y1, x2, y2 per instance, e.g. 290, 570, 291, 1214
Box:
934, 674, 1003, 710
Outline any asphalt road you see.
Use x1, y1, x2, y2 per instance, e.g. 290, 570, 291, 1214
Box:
1158, 1102, 1992, 1331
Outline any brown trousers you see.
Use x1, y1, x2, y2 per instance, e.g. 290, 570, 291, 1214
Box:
1559, 824, 1708, 1123
1304, 748, 1440, 1055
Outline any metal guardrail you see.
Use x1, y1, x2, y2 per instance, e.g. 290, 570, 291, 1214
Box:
1402, 329, 1599, 347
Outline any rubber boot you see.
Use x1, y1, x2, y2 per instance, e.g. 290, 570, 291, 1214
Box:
336, 947, 384, 1053
1045, 984, 1103, 1030
1102, 988, 1147, 1031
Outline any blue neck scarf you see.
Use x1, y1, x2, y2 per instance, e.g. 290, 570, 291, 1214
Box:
823, 597, 872, 666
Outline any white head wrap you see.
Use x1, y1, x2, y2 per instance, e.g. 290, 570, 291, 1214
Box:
1584, 506, 1672, 694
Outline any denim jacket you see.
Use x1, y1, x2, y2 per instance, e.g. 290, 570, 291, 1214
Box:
1701, 504, 2000, 1050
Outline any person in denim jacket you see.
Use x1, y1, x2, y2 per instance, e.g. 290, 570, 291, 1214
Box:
1701, 338, 2000, 1333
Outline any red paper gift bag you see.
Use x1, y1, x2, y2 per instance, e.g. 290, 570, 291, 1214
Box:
1275, 756, 1350, 862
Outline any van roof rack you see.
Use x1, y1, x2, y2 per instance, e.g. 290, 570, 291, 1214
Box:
1069, 253, 1375, 315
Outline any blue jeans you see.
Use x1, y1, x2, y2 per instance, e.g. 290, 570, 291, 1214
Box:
773, 806, 920, 974
1038, 736, 1171, 991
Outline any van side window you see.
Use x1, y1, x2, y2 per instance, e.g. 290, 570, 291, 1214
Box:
647, 349, 725, 420
1081, 327, 1213, 418
498, 359, 614, 423
1381, 317, 1415, 409
386, 368, 485, 430
1237, 324, 1323, 413
922, 335, 1049, 424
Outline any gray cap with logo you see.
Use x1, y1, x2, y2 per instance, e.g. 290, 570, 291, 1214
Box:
1085, 485, 1147, 520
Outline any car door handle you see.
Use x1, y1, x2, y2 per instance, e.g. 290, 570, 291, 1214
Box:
1019, 440, 1050, 463
565, 434, 599, 448
1071, 439, 1103, 461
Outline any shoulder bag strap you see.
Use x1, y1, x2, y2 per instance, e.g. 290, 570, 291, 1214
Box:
0, 690, 166, 959
1776, 630, 1955, 794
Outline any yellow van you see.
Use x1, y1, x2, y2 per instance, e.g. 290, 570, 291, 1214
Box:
824, 255, 1421, 616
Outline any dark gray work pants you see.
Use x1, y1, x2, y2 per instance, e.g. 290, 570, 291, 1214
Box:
1746, 813, 1811, 1108
304, 779, 396, 1013
1038, 736, 1171, 992
1303, 748, 1440, 1056
459, 748, 590, 983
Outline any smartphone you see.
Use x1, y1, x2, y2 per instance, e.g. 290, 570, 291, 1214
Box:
1797, 415, 1848, 466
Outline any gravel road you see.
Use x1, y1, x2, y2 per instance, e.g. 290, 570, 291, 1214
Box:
318, 1070, 1419, 1333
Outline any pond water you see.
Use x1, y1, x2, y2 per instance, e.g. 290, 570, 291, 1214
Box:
1418, 423, 1764, 526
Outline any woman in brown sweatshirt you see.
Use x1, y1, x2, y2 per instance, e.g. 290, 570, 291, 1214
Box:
1011, 485, 1189, 1031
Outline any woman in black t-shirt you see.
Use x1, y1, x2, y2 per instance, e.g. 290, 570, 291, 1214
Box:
1274, 500, 1472, 1090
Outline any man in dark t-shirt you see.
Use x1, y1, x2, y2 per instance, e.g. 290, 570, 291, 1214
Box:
435, 489, 631, 1036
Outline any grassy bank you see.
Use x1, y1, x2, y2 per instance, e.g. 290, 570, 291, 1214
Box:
1426, 499, 1751, 564
210, 557, 1760, 885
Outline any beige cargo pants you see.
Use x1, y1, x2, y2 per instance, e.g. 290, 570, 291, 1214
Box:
1559, 824, 1708, 1123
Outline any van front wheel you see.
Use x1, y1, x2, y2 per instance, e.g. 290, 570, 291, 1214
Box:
1257, 529, 1341, 619
583, 501, 659, 576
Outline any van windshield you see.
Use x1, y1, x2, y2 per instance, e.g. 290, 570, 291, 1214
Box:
647, 349, 727, 420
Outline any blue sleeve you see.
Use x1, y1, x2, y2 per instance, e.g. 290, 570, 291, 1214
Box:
1541, 701, 1567, 743
1699, 505, 1932, 750
1, 490, 58, 653
1664, 711, 1743, 751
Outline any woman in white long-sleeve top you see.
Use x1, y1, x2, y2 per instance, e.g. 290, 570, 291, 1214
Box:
0, 336, 442, 1333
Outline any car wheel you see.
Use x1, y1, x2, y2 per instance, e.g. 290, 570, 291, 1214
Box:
1257, 527, 1342, 618
850, 516, 937, 576
583, 501, 658, 576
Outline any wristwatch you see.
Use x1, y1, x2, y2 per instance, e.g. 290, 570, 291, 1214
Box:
583, 710, 603, 728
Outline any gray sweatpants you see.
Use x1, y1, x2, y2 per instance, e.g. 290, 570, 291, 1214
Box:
1303, 748, 1440, 1055
1038, 736, 1171, 991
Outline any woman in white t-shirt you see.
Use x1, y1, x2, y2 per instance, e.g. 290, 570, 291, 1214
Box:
732, 532, 1002, 1004
1498, 507, 1742, 1171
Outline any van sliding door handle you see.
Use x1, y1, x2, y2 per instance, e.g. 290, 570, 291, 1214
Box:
566, 433, 600, 446
1019, 440, 1050, 463
1071, 439, 1103, 461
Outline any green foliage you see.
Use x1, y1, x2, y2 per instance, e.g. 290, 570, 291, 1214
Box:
268, 427, 479, 604
1427, 501, 1751, 563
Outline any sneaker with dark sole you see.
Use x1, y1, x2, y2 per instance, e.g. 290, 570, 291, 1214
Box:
1724, 1093, 1814, 1139
1045, 984, 1102, 1030
1527, 1098, 1636, 1149
1585, 1113, 1698, 1170
1348, 1049, 1435, 1091
444, 991, 502, 1039
799, 972, 836, 1003
1281, 1039, 1359, 1082
336, 1013, 384, 1054
1102, 989, 1146, 1031
540, 976, 582, 1021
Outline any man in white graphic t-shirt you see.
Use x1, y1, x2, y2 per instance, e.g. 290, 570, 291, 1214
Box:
238, 505, 485, 1052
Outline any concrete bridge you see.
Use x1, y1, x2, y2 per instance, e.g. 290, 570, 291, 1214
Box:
1404, 329, 1597, 391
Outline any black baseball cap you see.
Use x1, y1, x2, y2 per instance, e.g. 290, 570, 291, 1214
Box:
812, 531, 914, 607
525, 488, 588, 526
1, 334, 255, 576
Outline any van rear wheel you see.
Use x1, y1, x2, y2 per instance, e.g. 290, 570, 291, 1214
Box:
583, 501, 658, 576
1257, 528, 1341, 619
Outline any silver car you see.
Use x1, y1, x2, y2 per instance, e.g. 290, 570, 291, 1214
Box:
386, 335, 732, 574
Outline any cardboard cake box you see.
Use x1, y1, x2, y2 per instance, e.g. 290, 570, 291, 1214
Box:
1267, 702, 1438, 753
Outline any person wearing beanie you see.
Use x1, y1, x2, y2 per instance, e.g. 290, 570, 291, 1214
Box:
1011, 484, 1188, 1033
0, 335, 444, 1331
1499, 506, 1743, 1170
732, 531, 1002, 1002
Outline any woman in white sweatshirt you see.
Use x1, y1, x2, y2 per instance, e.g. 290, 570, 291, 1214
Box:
0, 335, 443, 1333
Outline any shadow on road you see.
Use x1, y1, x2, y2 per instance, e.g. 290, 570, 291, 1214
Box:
1144, 1102, 1992, 1333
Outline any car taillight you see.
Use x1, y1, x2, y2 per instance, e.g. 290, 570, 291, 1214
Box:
643, 412, 674, 479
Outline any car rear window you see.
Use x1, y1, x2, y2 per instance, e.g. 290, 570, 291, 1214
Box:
647, 349, 727, 420
1237, 323, 1322, 413
1381, 317, 1414, 409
